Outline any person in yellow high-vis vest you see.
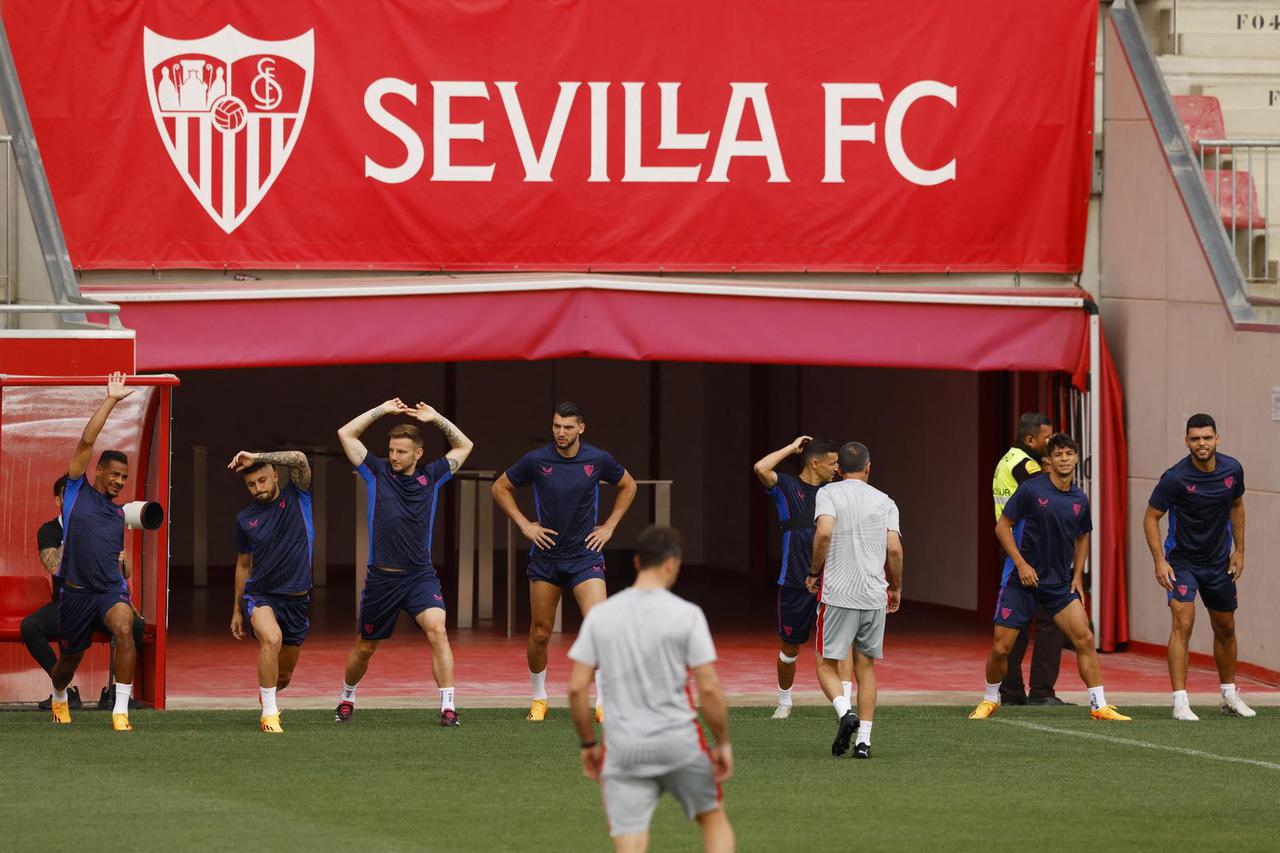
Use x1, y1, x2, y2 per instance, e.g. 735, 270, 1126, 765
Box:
991, 412, 1066, 705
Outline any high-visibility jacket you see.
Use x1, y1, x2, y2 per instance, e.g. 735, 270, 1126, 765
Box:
992, 446, 1041, 520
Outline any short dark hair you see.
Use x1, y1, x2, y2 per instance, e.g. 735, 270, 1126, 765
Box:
1016, 412, 1052, 447
388, 423, 424, 447
635, 525, 683, 569
240, 460, 271, 477
97, 450, 128, 468
838, 441, 870, 473
554, 401, 585, 422
1045, 433, 1079, 455
801, 438, 839, 464
53, 475, 67, 497
1186, 413, 1217, 434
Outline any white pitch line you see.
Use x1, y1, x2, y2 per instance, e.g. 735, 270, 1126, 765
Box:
1000, 719, 1280, 771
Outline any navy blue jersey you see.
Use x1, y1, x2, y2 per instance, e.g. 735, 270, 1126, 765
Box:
357, 452, 453, 572
505, 442, 626, 562
1001, 475, 1092, 587
766, 472, 821, 589
235, 482, 314, 595
59, 476, 126, 593
1149, 454, 1245, 570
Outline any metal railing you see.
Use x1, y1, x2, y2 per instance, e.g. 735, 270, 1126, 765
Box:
1198, 139, 1280, 282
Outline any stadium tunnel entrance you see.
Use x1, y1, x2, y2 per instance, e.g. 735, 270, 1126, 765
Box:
70, 275, 1129, 705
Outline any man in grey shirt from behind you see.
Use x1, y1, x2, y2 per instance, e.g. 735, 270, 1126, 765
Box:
568, 525, 735, 853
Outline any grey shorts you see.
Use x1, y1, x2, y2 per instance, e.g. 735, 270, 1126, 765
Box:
601, 754, 721, 837
818, 602, 886, 660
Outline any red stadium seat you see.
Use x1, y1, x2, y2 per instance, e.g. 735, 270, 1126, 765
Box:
1174, 95, 1226, 154
0, 575, 54, 640
1202, 169, 1266, 230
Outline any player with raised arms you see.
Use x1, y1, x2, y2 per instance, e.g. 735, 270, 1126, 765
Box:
229, 448, 314, 733
493, 402, 638, 722
49, 372, 139, 731
334, 399, 473, 727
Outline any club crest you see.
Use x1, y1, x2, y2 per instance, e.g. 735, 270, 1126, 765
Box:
1176, 584, 1188, 596
1224, 476, 1235, 490
1000, 607, 1012, 620
1072, 503, 1081, 516
143, 25, 314, 233
583, 464, 595, 477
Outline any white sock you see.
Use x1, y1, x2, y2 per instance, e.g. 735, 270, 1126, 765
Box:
594, 671, 603, 707
833, 695, 851, 719
842, 681, 853, 703
1172, 689, 1189, 707
530, 669, 548, 701
341, 681, 358, 703
260, 686, 278, 717
778, 687, 793, 707
984, 682, 1001, 703
856, 720, 873, 746
440, 687, 455, 712
1220, 683, 1237, 698
52, 686, 68, 703
1088, 686, 1107, 710
114, 682, 132, 715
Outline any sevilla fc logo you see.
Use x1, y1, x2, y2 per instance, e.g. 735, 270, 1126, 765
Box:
1176, 584, 1188, 596
417, 475, 428, 486
1072, 503, 1081, 516
1000, 607, 1012, 620
1224, 476, 1235, 490
143, 25, 314, 233
583, 464, 595, 477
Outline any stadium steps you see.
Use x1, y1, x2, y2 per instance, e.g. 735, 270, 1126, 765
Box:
1144, 6, 1280, 283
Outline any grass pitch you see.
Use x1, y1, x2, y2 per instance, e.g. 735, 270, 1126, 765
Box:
2, 704, 1277, 852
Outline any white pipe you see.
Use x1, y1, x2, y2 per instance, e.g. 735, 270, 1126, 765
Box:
88, 276, 1087, 309
1089, 314, 1102, 648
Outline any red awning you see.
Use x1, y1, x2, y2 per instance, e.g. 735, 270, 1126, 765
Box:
90, 277, 1127, 649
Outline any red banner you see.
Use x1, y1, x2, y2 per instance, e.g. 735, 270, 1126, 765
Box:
5, 0, 1097, 272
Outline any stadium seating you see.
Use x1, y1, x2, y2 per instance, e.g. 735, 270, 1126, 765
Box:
0, 575, 52, 641
1143, 0, 1280, 289
1173, 94, 1226, 153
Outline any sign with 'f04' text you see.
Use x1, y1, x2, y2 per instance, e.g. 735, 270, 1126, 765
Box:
5, 0, 1097, 272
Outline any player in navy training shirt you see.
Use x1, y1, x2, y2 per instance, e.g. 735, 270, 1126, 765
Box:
1142, 413, 1254, 720
335, 398, 473, 727
752, 435, 849, 720
492, 401, 638, 722
48, 372, 139, 731
229, 448, 314, 733
969, 433, 1131, 722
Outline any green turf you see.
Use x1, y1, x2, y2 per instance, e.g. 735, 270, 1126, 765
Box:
2, 705, 1277, 852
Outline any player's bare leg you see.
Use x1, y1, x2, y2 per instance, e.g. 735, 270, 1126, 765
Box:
1165, 600, 1199, 719
1167, 600, 1195, 692
527, 580, 563, 720
103, 602, 137, 730
969, 626, 1018, 719
1209, 608, 1255, 717
276, 645, 301, 691
1207, 608, 1236, 684
573, 577, 608, 721
415, 606, 458, 725
695, 807, 735, 853
250, 605, 285, 732
48, 649, 85, 724
1053, 600, 1129, 720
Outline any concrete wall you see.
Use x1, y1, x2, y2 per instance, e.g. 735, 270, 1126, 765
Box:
1101, 23, 1280, 671
168, 361, 981, 611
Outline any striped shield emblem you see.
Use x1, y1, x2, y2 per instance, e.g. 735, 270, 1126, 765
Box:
143, 25, 314, 233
